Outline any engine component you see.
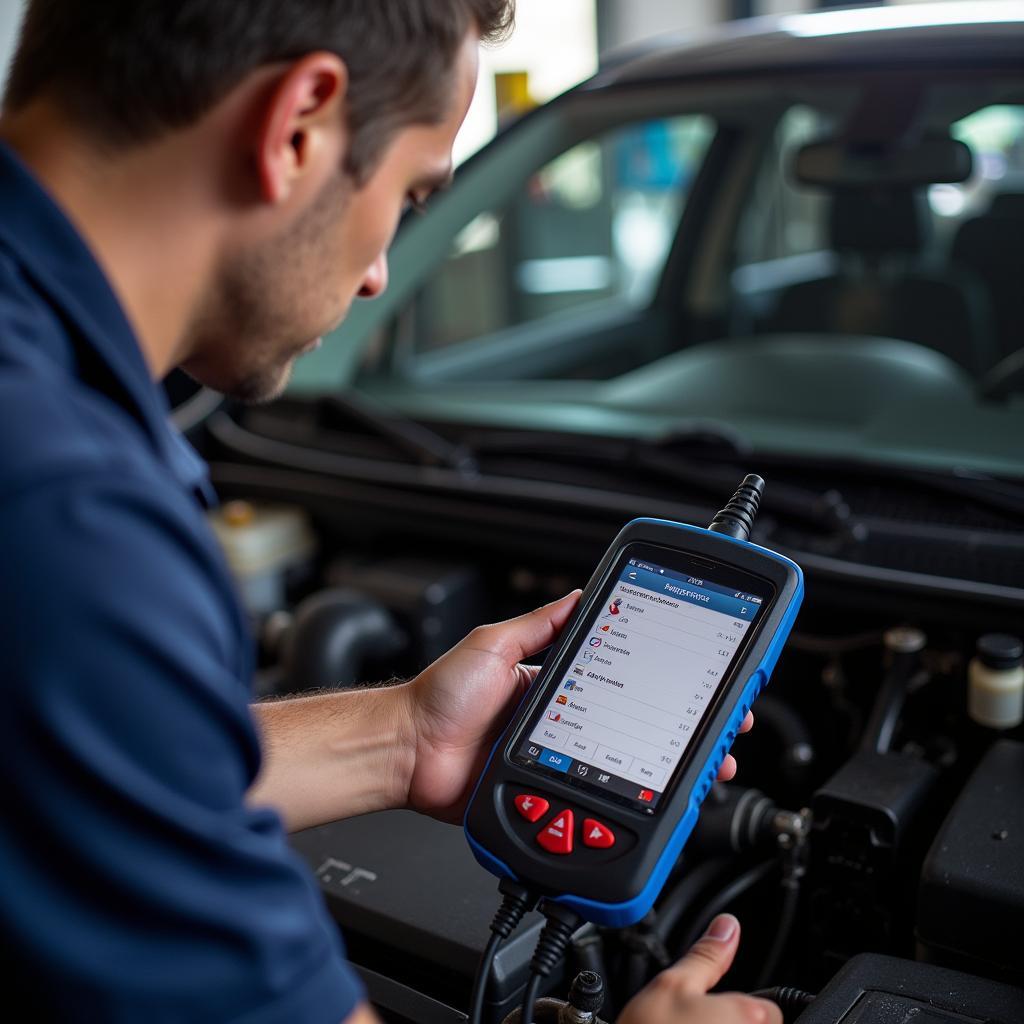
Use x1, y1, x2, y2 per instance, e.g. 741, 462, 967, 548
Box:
281, 587, 406, 690
792, 952, 1024, 1023
329, 556, 485, 670
291, 811, 548, 1024
967, 633, 1024, 729
689, 784, 779, 857
861, 625, 927, 754
805, 750, 940, 978
563, 970, 605, 1024
209, 500, 315, 616
917, 739, 1024, 984
497, 970, 609, 1024
741, 694, 816, 790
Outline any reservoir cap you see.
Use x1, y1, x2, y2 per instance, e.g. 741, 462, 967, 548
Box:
977, 634, 1024, 671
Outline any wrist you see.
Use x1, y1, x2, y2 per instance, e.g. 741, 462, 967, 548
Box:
249, 683, 419, 830
322, 682, 419, 815
386, 680, 420, 809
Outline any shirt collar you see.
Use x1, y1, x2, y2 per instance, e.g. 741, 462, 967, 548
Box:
0, 140, 215, 505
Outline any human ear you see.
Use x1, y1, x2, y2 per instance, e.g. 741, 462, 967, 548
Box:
255, 52, 348, 204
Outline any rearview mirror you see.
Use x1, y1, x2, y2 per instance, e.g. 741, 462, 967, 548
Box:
793, 135, 972, 189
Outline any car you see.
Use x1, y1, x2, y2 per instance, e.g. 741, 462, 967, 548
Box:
189, 5, 1024, 1022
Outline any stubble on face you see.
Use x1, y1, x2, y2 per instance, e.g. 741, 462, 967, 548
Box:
181, 168, 352, 404
180, 31, 480, 405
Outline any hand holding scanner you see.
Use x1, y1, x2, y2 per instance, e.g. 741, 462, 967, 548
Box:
464, 475, 803, 929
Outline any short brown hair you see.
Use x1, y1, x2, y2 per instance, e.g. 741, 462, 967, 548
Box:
4, 0, 515, 181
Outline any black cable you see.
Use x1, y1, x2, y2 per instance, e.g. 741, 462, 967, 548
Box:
520, 972, 543, 1024
469, 932, 505, 1024
751, 986, 815, 1022
469, 879, 536, 1024
621, 910, 671, 1000
652, 859, 728, 945
755, 872, 801, 989
521, 901, 582, 1024
678, 860, 777, 954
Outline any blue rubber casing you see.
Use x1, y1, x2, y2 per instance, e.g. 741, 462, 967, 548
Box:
464, 518, 803, 927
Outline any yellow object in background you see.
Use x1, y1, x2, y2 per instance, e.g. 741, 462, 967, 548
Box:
494, 71, 536, 124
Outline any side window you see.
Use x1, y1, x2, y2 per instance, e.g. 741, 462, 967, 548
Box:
934, 104, 1024, 235
400, 116, 716, 355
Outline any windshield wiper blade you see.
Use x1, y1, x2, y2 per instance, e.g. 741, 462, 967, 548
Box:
650, 422, 753, 458
899, 469, 1024, 521
632, 443, 855, 536
318, 391, 478, 475
467, 427, 854, 536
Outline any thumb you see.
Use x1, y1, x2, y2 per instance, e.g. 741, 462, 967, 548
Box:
477, 590, 581, 664
664, 914, 741, 996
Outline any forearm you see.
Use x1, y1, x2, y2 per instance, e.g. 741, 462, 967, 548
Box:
247, 684, 417, 832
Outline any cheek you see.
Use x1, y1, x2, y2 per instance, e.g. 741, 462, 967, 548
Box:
357, 214, 400, 269
348, 184, 405, 266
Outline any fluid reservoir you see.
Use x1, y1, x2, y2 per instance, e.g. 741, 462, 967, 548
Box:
209, 501, 315, 617
967, 634, 1024, 730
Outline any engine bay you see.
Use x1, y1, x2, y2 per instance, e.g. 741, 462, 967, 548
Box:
203, 428, 1024, 1023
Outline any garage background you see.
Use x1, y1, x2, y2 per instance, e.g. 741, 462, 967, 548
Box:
0, 0, 945, 166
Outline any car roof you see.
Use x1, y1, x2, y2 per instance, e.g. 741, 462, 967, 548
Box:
586, 2, 1024, 90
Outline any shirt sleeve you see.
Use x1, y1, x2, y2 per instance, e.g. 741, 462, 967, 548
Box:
0, 469, 364, 1023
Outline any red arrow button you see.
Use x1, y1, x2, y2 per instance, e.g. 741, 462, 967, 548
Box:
536, 809, 574, 854
582, 818, 615, 849
514, 794, 550, 823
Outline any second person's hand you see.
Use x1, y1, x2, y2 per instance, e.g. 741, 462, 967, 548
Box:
617, 914, 782, 1024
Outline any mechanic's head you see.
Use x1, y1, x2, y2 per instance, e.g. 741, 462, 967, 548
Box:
2, 1, 514, 400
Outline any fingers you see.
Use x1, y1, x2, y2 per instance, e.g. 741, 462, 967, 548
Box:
618, 915, 782, 1024
750, 997, 784, 1024
716, 712, 753, 780
473, 591, 581, 664
660, 914, 741, 996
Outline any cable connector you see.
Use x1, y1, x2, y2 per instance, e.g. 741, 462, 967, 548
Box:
530, 900, 582, 979
751, 986, 815, 1022
469, 879, 538, 1024
492, 877, 537, 939
521, 901, 583, 1024
708, 474, 765, 541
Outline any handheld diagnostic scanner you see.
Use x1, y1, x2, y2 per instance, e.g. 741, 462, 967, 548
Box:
464, 475, 803, 929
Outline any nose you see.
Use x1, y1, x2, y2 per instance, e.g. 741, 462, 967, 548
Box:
358, 253, 389, 299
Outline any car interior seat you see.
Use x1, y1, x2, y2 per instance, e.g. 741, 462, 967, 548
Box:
768, 188, 996, 376
950, 191, 1024, 366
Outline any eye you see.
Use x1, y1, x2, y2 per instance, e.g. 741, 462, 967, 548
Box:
405, 192, 429, 215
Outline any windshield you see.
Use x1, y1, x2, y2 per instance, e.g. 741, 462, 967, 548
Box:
288, 69, 1024, 480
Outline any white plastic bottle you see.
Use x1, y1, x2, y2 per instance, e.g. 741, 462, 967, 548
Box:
967, 634, 1024, 730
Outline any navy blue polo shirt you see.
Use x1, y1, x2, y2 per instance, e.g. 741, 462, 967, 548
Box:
0, 142, 363, 1021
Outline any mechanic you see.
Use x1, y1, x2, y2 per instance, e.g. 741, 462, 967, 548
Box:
0, 3, 777, 1022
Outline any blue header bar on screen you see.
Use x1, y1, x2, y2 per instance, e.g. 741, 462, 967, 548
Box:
617, 564, 763, 620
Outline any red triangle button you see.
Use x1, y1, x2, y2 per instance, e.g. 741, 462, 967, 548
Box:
582, 818, 615, 849
536, 809, 574, 854
514, 794, 550, 823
